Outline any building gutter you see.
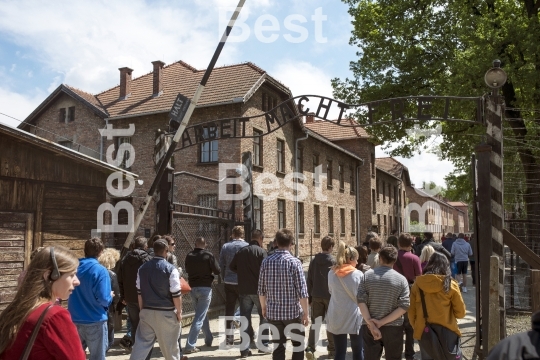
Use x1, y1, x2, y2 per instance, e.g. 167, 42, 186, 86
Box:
356, 158, 365, 246
295, 130, 309, 257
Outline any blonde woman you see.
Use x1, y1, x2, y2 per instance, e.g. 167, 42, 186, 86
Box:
98, 248, 121, 351
0, 246, 85, 360
327, 241, 364, 360
419, 245, 435, 271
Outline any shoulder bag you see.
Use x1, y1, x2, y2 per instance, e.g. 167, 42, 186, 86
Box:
180, 277, 191, 295
20, 304, 53, 360
418, 289, 462, 360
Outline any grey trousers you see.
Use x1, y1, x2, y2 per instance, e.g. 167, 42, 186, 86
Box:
130, 309, 181, 360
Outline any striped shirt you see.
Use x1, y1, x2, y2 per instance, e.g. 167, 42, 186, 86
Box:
257, 249, 309, 320
356, 265, 410, 326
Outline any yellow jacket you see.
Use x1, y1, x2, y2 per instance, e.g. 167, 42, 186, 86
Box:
408, 274, 466, 340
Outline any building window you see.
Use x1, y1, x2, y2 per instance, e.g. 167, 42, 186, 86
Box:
340, 208, 346, 234
377, 214, 381, 232
200, 128, 218, 163
371, 153, 375, 177
382, 181, 386, 203
117, 137, 132, 169
394, 186, 398, 206
58, 107, 75, 123
277, 199, 286, 229
197, 194, 217, 208
384, 215, 387, 235
313, 153, 320, 186
372, 189, 376, 213
328, 207, 334, 234
58, 140, 73, 149
254, 196, 262, 230
298, 202, 305, 234
389, 184, 392, 204
327, 160, 333, 189
349, 165, 355, 194
403, 190, 406, 208
389, 216, 393, 232
277, 139, 285, 173
253, 129, 263, 166
351, 209, 356, 235
314, 205, 320, 233
376, 181, 380, 202
338, 164, 344, 190
296, 147, 303, 176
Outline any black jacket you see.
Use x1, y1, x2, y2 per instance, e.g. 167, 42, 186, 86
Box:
185, 248, 220, 288
307, 252, 335, 300
417, 239, 451, 261
229, 241, 267, 295
117, 249, 152, 303
107, 269, 120, 315
487, 311, 540, 359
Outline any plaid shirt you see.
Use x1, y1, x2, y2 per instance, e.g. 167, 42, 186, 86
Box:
257, 249, 308, 320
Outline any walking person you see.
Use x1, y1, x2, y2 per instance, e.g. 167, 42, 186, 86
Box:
305, 236, 336, 359
327, 241, 364, 360
386, 230, 398, 248
419, 245, 435, 271
184, 237, 220, 354
98, 247, 121, 351
230, 229, 271, 357
357, 245, 410, 360
68, 238, 113, 360
393, 233, 422, 360
416, 232, 451, 261
219, 226, 248, 346
408, 252, 466, 359
451, 233, 473, 292
130, 239, 183, 360
118, 236, 152, 353
258, 229, 309, 360
0, 246, 86, 360
443, 234, 457, 278
366, 236, 382, 268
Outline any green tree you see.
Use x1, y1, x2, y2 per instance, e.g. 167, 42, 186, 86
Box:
333, 0, 540, 221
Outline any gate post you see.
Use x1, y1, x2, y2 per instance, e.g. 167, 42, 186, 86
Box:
475, 143, 494, 357
484, 60, 507, 341
485, 91, 506, 339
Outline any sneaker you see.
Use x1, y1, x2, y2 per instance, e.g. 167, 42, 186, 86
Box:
119, 337, 133, 352
184, 347, 200, 354
306, 347, 315, 360
258, 347, 273, 354
463, 287, 468, 293
328, 350, 335, 358
232, 319, 241, 329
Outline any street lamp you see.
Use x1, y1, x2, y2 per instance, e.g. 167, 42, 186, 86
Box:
484, 60, 507, 89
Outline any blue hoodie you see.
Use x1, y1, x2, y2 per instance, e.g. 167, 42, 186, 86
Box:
68, 257, 112, 324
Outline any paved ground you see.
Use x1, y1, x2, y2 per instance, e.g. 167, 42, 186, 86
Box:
99, 272, 477, 360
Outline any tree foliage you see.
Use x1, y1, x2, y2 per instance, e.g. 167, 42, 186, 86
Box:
333, 0, 540, 218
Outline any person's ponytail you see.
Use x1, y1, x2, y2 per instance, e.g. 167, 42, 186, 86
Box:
335, 241, 347, 267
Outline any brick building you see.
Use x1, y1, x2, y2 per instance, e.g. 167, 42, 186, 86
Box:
405, 185, 466, 240
18, 60, 371, 257
448, 201, 470, 233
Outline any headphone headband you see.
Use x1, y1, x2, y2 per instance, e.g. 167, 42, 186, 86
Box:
50, 247, 60, 281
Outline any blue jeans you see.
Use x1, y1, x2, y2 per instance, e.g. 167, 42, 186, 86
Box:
333, 333, 363, 360
76, 321, 108, 360
185, 287, 213, 351
239, 294, 269, 352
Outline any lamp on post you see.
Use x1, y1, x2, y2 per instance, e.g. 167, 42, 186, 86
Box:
484, 59, 508, 95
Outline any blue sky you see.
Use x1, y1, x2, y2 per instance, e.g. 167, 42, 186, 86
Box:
0, 0, 453, 187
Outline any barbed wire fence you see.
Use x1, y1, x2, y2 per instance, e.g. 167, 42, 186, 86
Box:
503, 109, 540, 312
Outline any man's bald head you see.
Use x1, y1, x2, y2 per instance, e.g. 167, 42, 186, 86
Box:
195, 237, 206, 248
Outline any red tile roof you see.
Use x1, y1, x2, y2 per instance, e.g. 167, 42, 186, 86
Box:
96, 61, 290, 119
304, 118, 369, 140
448, 201, 468, 207
375, 157, 405, 178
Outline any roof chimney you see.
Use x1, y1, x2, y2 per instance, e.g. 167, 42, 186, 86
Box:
152, 61, 165, 97
306, 112, 315, 123
119, 67, 133, 99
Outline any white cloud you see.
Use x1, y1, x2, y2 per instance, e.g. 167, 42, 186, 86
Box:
0, 1, 241, 93
0, 87, 46, 128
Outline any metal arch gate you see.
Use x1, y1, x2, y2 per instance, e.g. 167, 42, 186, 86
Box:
169, 204, 234, 324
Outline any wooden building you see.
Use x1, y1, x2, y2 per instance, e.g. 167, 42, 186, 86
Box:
0, 123, 136, 310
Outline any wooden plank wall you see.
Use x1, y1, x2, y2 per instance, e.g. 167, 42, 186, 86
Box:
41, 184, 105, 257
0, 212, 33, 311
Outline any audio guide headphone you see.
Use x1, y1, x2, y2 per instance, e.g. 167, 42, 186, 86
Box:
49, 247, 60, 281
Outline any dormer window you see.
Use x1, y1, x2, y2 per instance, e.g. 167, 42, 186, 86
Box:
58, 107, 75, 123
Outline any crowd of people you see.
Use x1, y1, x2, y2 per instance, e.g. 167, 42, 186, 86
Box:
0, 228, 537, 360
